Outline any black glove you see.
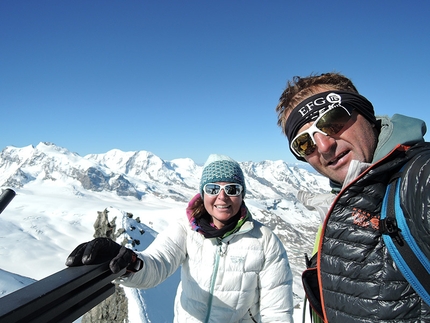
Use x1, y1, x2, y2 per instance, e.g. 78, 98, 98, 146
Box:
66, 237, 143, 274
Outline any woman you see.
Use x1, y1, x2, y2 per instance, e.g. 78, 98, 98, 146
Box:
66, 154, 294, 322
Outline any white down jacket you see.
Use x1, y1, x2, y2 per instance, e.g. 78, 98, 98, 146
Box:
118, 212, 294, 323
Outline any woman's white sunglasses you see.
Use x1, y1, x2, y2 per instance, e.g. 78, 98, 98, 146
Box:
203, 183, 243, 196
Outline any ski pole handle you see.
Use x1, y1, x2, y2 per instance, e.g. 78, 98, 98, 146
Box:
0, 188, 16, 215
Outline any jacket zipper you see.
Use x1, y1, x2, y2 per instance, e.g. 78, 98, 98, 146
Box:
204, 239, 226, 323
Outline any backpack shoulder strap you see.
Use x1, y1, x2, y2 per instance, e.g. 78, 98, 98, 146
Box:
380, 173, 430, 306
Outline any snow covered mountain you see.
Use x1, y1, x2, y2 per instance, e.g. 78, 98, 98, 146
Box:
0, 142, 330, 322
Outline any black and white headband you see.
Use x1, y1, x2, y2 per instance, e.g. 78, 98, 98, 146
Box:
285, 91, 376, 148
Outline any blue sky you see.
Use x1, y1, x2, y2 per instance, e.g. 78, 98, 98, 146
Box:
1, 1, 429, 165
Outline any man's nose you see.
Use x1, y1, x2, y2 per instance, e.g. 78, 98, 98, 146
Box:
313, 132, 336, 154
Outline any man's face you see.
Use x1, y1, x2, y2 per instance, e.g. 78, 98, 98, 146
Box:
299, 110, 378, 184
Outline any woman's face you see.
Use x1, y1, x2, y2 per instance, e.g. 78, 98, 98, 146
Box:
203, 182, 243, 228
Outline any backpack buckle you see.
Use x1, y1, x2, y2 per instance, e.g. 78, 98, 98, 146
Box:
379, 217, 404, 246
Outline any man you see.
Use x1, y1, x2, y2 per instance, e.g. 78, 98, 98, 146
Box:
276, 72, 430, 322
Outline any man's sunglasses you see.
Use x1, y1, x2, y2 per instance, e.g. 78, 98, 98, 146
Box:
203, 183, 243, 196
290, 106, 352, 157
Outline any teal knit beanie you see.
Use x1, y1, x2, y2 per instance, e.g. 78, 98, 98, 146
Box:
199, 154, 246, 197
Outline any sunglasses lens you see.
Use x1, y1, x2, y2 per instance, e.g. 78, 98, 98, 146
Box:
204, 184, 220, 195
203, 184, 243, 196
224, 184, 242, 196
316, 107, 351, 136
292, 133, 316, 157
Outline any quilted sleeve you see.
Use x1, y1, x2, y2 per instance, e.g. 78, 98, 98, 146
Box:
258, 225, 294, 323
117, 218, 188, 289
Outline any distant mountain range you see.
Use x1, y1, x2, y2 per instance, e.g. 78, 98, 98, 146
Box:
0, 142, 330, 315
0, 142, 328, 201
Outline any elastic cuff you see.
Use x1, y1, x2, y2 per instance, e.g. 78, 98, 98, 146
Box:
126, 253, 144, 273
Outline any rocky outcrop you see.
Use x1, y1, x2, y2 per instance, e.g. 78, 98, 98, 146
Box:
81, 209, 129, 323
81, 284, 128, 323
